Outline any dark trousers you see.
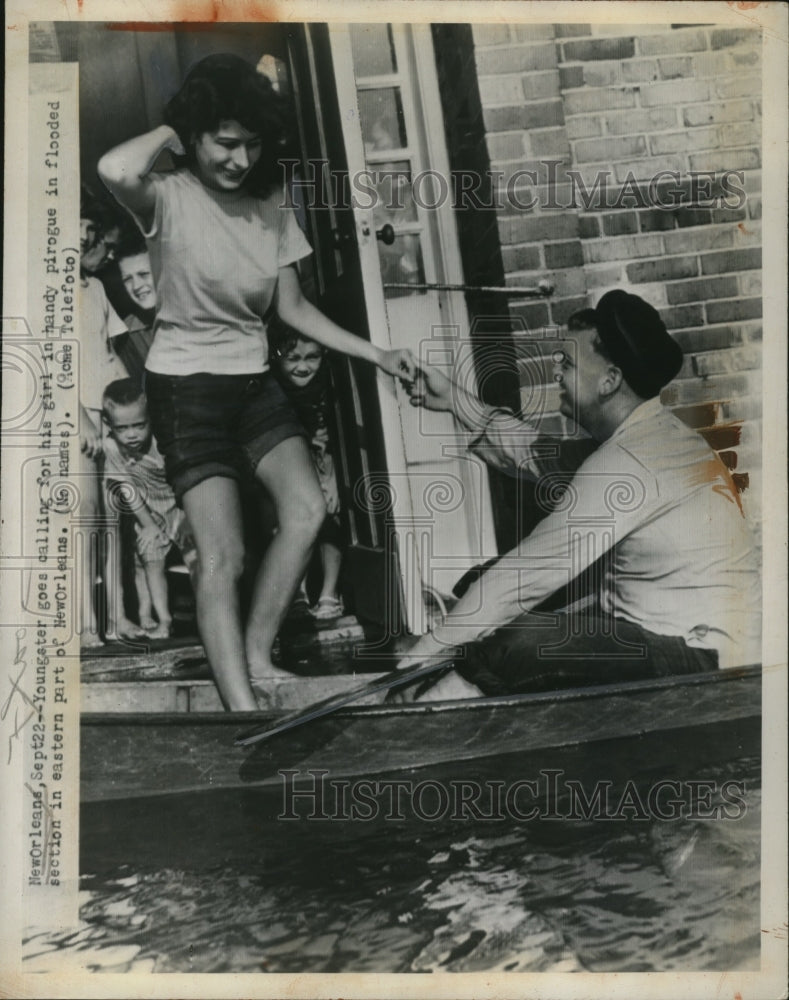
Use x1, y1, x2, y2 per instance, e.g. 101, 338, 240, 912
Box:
454, 612, 718, 696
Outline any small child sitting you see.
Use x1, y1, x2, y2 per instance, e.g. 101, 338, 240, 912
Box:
271, 328, 344, 620
102, 378, 196, 638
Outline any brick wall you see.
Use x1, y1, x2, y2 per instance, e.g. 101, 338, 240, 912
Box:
471, 21, 763, 534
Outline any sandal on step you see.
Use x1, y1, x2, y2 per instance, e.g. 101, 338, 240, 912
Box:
310, 597, 343, 620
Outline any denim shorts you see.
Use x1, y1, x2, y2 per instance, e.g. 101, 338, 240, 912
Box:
144, 370, 306, 503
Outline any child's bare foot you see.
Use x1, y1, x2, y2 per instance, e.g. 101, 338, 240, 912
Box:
139, 614, 157, 631
106, 616, 147, 640
145, 620, 172, 639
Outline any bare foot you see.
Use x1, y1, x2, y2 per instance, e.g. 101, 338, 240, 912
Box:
139, 615, 157, 631
248, 655, 300, 711
248, 660, 297, 684
106, 617, 147, 640
146, 620, 172, 639
250, 680, 283, 711
81, 634, 106, 649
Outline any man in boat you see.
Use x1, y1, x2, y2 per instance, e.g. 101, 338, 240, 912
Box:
398, 289, 760, 700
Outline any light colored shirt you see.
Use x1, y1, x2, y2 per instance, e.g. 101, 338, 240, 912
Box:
432, 397, 760, 669
103, 433, 176, 521
103, 434, 194, 565
78, 276, 129, 409
139, 169, 313, 376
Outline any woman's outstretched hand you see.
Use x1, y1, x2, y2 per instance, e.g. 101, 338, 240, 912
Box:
380, 347, 418, 383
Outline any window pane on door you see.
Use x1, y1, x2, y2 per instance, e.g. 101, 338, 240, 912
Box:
380, 233, 426, 297
359, 88, 407, 153
371, 160, 417, 227
349, 24, 397, 77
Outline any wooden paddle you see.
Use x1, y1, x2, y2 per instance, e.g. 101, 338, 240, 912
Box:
234, 656, 456, 748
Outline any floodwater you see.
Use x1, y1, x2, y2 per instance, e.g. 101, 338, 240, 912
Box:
25, 739, 760, 974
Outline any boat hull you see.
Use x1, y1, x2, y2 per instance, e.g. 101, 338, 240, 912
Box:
81, 666, 761, 803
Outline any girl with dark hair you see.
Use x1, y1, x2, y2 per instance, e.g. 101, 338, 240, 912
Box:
98, 54, 415, 710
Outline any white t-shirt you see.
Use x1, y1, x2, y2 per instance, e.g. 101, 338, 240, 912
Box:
140, 169, 313, 376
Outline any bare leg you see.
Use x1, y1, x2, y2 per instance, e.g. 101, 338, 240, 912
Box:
318, 541, 343, 602
142, 559, 172, 638
103, 523, 145, 640
78, 451, 103, 646
246, 437, 326, 679
181, 476, 257, 711
135, 559, 156, 630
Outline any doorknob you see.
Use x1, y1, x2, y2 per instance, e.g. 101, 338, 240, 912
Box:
376, 223, 395, 245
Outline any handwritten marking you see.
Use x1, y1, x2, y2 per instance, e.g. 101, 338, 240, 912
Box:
7, 708, 36, 766
2, 630, 38, 764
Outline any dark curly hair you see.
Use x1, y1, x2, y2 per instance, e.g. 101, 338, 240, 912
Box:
269, 319, 320, 361
102, 377, 145, 412
164, 53, 292, 198
80, 183, 124, 235
114, 224, 148, 264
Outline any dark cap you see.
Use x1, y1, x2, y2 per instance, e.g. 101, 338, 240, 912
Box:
593, 290, 683, 399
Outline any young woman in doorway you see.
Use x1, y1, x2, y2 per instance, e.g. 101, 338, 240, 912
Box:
99, 54, 415, 710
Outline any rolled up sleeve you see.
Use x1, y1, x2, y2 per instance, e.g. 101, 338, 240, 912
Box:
467, 405, 596, 480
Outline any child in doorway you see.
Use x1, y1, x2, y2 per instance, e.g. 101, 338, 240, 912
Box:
78, 188, 131, 645
271, 327, 344, 620
113, 233, 156, 382
102, 378, 196, 638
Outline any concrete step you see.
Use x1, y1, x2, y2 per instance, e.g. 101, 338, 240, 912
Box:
80, 615, 390, 713
80, 670, 386, 714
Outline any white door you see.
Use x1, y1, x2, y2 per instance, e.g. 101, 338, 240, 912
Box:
327, 23, 498, 632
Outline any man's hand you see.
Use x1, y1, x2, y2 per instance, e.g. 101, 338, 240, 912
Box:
407, 363, 454, 412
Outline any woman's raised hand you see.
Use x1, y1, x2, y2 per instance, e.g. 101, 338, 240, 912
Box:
98, 124, 186, 223
163, 127, 186, 157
